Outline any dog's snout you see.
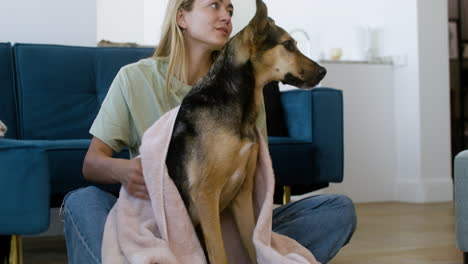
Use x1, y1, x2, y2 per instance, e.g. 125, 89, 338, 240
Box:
318, 67, 327, 80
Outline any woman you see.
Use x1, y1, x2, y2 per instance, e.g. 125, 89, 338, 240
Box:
62, 0, 356, 263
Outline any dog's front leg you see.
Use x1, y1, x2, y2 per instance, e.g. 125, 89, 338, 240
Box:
194, 191, 228, 264
230, 144, 259, 264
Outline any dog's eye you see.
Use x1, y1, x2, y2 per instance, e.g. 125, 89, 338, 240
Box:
282, 40, 296, 52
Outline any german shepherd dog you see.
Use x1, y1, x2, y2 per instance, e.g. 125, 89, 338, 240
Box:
166, 0, 326, 263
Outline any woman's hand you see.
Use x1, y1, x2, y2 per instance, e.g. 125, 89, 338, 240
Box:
120, 158, 150, 200
83, 137, 150, 200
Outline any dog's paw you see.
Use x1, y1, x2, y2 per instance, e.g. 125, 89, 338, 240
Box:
0, 120, 7, 137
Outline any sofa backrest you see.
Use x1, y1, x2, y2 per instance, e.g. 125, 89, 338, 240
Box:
13, 44, 154, 140
0, 43, 19, 139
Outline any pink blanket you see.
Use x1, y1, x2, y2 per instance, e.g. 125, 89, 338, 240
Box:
102, 107, 320, 264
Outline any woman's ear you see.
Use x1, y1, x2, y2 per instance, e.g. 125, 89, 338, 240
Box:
177, 8, 187, 30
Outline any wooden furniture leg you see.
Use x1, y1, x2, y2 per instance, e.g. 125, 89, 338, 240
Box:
283, 185, 291, 204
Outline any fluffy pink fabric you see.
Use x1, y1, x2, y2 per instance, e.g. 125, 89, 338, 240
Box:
102, 107, 320, 264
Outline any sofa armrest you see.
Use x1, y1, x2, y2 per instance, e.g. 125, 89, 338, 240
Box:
455, 150, 468, 251
1, 139, 125, 206
279, 87, 344, 183
0, 139, 50, 234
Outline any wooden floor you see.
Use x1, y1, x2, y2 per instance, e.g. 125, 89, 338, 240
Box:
330, 202, 463, 264
23, 236, 67, 264
22, 202, 463, 264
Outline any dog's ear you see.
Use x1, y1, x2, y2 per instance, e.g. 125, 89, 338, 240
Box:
242, 0, 270, 46
250, 0, 269, 36
254, 0, 268, 20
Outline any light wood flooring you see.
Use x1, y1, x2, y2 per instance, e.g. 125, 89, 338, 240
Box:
330, 202, 463, 264
22, 202, 463, 264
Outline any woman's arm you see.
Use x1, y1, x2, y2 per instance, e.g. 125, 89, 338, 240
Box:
83, 137, 149, 200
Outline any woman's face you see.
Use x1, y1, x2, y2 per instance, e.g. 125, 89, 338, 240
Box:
180, 0, 234, 51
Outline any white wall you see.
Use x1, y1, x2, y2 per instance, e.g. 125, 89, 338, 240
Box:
321, 63, 397, 202
142, 0, 165, 45
321, 0, 452, 203
97, 0, 391, 61
97, 0, 144, 44
377, 0, 452, 202
0, 0, 96, 46
98, 0, 256, 45
373, 0, 423, 202
263, 0, 383, 61
416, 0, 452, 202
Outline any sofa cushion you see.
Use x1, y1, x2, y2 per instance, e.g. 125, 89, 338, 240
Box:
43, 139, 94, 196
14, 44, 95, 140
94, 47, 155, 104
18, 139, 126, 196
0, 141, 49, 234
268, 137, 319, 185
0, 139, 126, 204
0, 43, 18, 139
14, 44, 154, 140
279, 89, 344, 184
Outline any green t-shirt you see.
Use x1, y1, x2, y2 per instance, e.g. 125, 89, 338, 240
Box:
90, 57, 267, 159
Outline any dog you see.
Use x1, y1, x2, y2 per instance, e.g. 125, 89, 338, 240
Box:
166, 0, 326, 263
0, 121, 7, 137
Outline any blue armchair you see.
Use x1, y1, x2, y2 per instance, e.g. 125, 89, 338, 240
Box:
0, 42, 343, 262
455, 150, 468, 264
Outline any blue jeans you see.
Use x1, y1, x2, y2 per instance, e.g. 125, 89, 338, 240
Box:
63, 186, 356, 264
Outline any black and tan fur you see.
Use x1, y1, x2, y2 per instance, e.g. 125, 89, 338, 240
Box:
166, 0, 326, 263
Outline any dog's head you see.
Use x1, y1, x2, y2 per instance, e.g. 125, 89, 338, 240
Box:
232, 0, 326, 89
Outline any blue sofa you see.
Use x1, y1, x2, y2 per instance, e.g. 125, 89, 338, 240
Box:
0, 42, 343, 239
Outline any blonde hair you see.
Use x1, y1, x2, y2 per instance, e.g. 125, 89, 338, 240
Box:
153, 0, 194, 106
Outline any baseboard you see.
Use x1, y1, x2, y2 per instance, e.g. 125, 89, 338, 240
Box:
395, 177, 453, 203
